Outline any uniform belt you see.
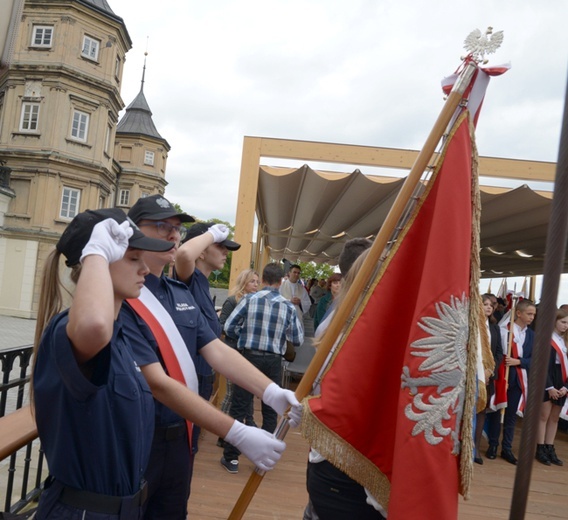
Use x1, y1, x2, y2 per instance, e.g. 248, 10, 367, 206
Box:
58, 480, 148, 514
154, 421, 187, 441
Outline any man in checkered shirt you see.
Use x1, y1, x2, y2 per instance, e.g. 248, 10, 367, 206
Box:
221, 262, 304, 473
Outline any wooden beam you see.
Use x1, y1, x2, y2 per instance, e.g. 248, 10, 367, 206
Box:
252, 136, 555, 183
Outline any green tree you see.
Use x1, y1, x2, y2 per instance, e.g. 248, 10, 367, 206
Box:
290, 261, 335, 281
171, 203, 234, 287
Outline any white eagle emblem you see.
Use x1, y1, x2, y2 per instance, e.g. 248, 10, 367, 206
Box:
156, 197, 171, 209
463, 27, 504, 63
401, 294, 469, 453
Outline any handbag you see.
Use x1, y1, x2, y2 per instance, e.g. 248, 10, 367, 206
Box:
284, 341, 296, 362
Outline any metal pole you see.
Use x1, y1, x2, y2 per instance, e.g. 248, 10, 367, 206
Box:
509, 72, 568, 519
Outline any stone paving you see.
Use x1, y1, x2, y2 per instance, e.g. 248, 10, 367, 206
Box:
0, 315, 36, 352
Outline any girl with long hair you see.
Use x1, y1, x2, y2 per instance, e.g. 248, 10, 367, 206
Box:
535, 308, 568, 466
32, 209, 173, 519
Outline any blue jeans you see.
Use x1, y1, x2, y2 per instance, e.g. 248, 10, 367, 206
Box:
223, 349, 282, 461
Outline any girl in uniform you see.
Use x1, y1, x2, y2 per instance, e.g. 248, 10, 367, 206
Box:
535, 308, 568, 466
33, 208, 173, 519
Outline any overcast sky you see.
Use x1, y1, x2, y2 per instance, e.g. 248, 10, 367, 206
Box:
112, 0, 568, 302
114, 0, 567, 221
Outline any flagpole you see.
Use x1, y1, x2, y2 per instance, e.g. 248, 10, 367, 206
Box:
227, 59, 478, 520
501, 294, 517, 424
509, 73, 568, 520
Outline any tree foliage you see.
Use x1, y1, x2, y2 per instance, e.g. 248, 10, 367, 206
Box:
282, 260, 336, 281
172, 202, 234, 287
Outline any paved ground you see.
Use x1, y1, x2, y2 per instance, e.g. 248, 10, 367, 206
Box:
0, 315, 36, 351
0, 288, 229, 352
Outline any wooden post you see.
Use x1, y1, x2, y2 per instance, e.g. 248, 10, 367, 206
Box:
230, 137, 262, 288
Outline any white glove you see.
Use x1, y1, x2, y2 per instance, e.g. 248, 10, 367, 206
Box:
80, 219, 132, 264
208, 224, 229, 243
262, 382, 302, 428
224, 420, 285, 472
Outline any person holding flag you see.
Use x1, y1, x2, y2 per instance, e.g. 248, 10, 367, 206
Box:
121, 195, 301, 519
535, 308, 568, 466
486, 299, 536, 465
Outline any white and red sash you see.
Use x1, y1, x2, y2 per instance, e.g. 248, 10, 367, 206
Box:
555, 335, 568, 421
489, 361, 508, 411
127, 286, 198, 448
551, 337, 568, 383
510, 334, 528, 417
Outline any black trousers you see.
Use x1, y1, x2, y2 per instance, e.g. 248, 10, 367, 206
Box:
306, 461, 384, 520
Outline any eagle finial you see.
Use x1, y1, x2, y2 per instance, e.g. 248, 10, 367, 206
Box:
463, 27, 504, 64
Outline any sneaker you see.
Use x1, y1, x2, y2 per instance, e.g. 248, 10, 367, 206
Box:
220, 456, 239, 474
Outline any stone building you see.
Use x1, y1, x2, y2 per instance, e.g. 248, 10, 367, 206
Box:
0, 0, 170, 318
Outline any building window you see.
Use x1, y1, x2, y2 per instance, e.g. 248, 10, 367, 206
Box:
144, 151, 155, 166
115, 55, 121, 79
71, 110, 89, 141
31, 25, 53, 47
119, 189, 130, 206
104, 124, 112, 154
20, 103, 40, 132
81, 35, 100, 61
140, 192, 150, 198
60, 187, 80, 219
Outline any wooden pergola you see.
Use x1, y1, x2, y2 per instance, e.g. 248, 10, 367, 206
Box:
230, 136, 557, 286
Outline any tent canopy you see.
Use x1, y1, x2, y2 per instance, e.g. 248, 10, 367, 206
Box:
230, 137, 559, 282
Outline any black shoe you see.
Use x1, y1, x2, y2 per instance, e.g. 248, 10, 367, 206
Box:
486, 445, 497, 459
220, 456, 239, 474
501, 450, 517, 465
474, 456, 484, 465
546, 444, 563, 466
536, 444, 551, 466
216, 437, 225, 448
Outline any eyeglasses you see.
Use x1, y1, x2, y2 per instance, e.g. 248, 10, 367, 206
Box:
139, 221, 187, 241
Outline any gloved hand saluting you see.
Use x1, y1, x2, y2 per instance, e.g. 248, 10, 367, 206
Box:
208, 223, 229, 244
80, 219, 132, 264
224, 420, 285, 472
262, 382, 303, 428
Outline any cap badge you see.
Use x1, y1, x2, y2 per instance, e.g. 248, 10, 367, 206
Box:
156, 197, 171, 209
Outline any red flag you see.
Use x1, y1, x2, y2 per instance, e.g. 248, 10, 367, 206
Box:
303, 111, 477, 518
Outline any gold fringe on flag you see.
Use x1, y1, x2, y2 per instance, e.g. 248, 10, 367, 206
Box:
302, 401, 392, 511
459, 115, 481, 499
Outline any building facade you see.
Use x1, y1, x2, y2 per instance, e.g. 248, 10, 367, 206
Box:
0, 0, 170, 318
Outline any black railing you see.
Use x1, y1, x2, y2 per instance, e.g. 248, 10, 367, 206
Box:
0, 345, 44, 514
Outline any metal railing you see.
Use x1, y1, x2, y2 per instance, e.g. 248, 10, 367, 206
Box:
0, 345, 44, 514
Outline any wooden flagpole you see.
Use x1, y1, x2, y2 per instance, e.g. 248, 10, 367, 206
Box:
501, 293, 517, 423
509, 73, 568, 520
227, 60, 478, 520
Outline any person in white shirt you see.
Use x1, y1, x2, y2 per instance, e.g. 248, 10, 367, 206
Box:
279, 264, 311, 321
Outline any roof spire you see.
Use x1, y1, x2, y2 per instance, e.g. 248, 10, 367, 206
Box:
141, 37, 149, 92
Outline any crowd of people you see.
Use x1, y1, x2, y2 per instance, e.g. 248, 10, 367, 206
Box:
478, 294, 568, 468
29, 195, 567, 519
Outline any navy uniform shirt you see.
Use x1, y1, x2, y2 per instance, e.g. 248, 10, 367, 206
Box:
34, 310, 154, 496
184, 267, 221, 376
121, 273, 217, 426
